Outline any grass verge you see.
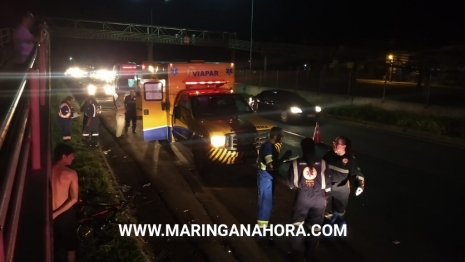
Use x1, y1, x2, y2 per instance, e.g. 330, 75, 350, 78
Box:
51, 79, 153, 262
325, 104, 465, 138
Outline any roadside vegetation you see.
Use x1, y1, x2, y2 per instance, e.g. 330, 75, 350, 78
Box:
51, 79, 153, 262
325, 104, 465, 138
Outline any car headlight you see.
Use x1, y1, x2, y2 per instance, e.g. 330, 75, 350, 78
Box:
104, 85, 114, 95
290, 107, 302, 113
87, 84, 96, 95
315, 106, 322, 113
210, 136, 225, 148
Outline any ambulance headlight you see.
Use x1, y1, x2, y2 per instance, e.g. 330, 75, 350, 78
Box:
104, 84, 114, 95
290, 107, 302, 113
87, 84, 96, 95
210, 136, 225, 148
315, 106, 322, 113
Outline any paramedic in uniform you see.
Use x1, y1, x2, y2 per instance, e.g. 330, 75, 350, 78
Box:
82, 97, 101, 147
288, 137, 331, 260
257, 126, 291, 234
80, 96, 91, 133
323, 136, 365, 220
124, 90, 137, 133
57, 96, 75, 142
114, 91, 126, 138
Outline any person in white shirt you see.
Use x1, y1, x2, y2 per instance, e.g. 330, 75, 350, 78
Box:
13, 11, 40, 68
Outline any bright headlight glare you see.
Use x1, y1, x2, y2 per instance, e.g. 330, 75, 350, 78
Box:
104, 85, 114, 95
290, 107, 302, 113
315, 106, 322, 112
87, 84, 96, 95
210, 136, 225, 148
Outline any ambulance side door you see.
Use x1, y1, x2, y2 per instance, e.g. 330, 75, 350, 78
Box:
141, 81, 169, 141
172, 94, 193, 141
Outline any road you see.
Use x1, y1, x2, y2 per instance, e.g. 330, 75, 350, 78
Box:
69, 78, 464, 261
170, 115, 465, 262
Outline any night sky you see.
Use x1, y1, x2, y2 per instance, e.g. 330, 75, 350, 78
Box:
2, 0, 464, 68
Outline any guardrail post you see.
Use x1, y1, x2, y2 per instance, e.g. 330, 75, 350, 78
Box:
39, 42, 47, 106
29, 69, 41, 170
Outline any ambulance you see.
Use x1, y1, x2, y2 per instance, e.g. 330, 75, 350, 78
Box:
139, 61, 281, 172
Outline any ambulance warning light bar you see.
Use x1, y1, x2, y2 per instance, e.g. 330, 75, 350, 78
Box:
185, 81, 229, 85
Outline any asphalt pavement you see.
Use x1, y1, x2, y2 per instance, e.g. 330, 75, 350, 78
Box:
72, 78, 465, 262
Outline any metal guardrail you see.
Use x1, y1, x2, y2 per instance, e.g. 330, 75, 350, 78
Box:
0, 24, 52, 262
0, 28, 12, 48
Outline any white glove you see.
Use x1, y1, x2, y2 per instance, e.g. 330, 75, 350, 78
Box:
355, 187, 363, 196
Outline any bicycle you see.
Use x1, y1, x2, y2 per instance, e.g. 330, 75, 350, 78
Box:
75, 191, 145, 245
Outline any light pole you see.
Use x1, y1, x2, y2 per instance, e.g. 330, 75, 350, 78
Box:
249, 0, 254, 85
382, 54, 393, 102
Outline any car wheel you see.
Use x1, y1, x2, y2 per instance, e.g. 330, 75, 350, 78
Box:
280, 111, 289, 123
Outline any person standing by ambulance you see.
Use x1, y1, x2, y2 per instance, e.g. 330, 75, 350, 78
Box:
114, 91, 126, 138
288, 137, 331, 260
257, 126, 291, 235
124, 90, 137, 134
82, 97, 101, 147
57, 96, 75, 142
323, 136, 365, 221
80, 96, 91, 133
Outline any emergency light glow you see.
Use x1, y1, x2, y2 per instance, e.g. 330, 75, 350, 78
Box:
185, 81, 228, 85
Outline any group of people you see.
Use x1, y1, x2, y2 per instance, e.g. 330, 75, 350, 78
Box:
56, 95, 102, 147
256, 126, 365, 261
57, 89, 138, 146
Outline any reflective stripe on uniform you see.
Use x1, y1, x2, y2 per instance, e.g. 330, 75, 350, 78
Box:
264, 154, 272, 164
321, 159, 326, 190
274, 143, 282, 153
257, 220, 269, 228
292, 160, 299, 188
356, 176, 364, 181
58, 103, 71, 118
293, 221, 304, 226
328, 165, 349, 174
92, 134, 99, 136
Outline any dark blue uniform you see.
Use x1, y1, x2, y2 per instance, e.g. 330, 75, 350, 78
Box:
80, 99, 91, 133
82, 100, 101, 147
124, 94, 137, 133
257, 140, 280, 230
57, 100, 74, 141
288, 158, 331, 256
323, 150, 364, 217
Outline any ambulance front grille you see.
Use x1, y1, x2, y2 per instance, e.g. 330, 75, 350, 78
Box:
225, 130, 269, 151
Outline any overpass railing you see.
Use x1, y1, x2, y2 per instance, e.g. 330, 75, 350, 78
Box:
0, 24, 52, 262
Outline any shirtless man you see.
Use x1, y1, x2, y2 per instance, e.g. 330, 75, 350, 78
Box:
51, 144, 79, 262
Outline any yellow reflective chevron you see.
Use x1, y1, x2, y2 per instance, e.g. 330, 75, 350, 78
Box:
206, 148, 257, 164
274, 142, 282, 153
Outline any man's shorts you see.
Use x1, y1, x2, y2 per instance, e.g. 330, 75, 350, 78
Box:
53, 207, 78, 251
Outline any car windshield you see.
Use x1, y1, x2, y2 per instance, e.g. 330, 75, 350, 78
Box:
191, 94, 254, 117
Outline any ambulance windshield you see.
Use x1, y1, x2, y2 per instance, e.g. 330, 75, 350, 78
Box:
191, 94, 254, 117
